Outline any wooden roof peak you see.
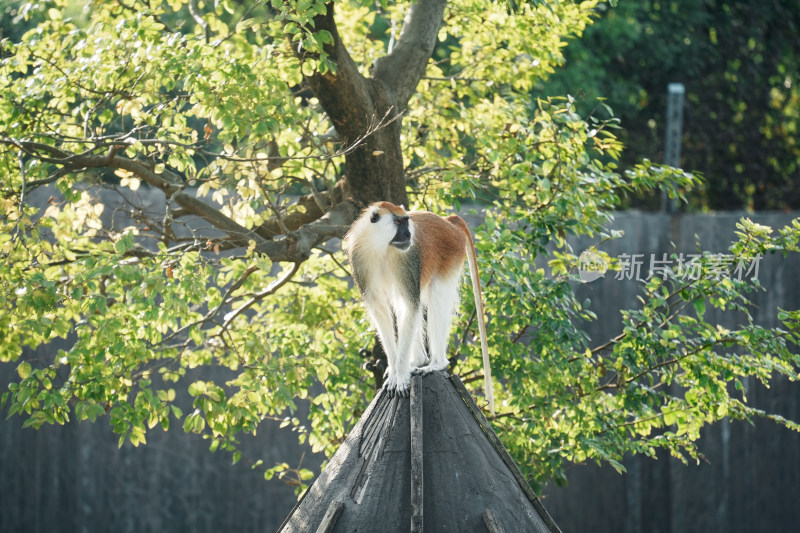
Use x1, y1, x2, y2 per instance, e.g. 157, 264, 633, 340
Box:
277, 371, 562, 533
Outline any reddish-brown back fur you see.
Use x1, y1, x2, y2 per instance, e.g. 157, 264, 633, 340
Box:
409, 211, 466, 289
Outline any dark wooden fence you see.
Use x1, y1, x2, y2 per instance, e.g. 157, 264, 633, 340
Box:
543, 211, 800, 532
2, 212, 798, 532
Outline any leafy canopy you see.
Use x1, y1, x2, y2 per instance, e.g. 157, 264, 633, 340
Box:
1, 0, 799, 492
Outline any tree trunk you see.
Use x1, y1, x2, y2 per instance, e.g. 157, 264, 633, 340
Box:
299, 0, 446, 209
341, 81, 406, 207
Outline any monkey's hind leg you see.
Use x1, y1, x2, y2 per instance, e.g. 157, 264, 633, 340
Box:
415, 276, 459, 375
408, 307, 429, 370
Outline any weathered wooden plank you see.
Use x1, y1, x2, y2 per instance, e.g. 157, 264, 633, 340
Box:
359, 390, 393, 456
315, 500, 344, 533
482, 509, 507, 533
351, 394, 400, 502
410, 374, 424, 533
379, 394, 400, 461
449, 374, 562, 533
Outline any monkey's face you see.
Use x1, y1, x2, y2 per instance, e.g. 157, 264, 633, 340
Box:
369, 208, 412, 251
352, 202, 414, 254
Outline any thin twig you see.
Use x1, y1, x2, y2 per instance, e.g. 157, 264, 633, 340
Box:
221, 262, 301, 330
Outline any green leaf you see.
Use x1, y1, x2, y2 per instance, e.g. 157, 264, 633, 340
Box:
17, 362, 31, 380
693, 298, 706, 316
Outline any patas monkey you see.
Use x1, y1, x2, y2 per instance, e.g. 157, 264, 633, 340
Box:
345, 201, 495, 414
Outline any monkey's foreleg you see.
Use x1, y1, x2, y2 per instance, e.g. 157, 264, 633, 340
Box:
366, 298, 398, 358
384, 306, 423, 395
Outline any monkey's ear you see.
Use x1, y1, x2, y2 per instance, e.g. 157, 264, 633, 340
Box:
370, 211, 380, 223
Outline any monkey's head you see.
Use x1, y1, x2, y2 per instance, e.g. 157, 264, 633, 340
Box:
346, 201, 414, 256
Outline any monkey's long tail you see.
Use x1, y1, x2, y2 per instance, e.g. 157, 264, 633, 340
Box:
453, 216, 495, 415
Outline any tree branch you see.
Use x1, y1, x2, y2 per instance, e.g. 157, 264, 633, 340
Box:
255, 181, 344, 238
371, 0, 447, 108
256, 193, 327, 238
4, 139, 359, 262
188, 0, 211, 44
298, 2, 375, 138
